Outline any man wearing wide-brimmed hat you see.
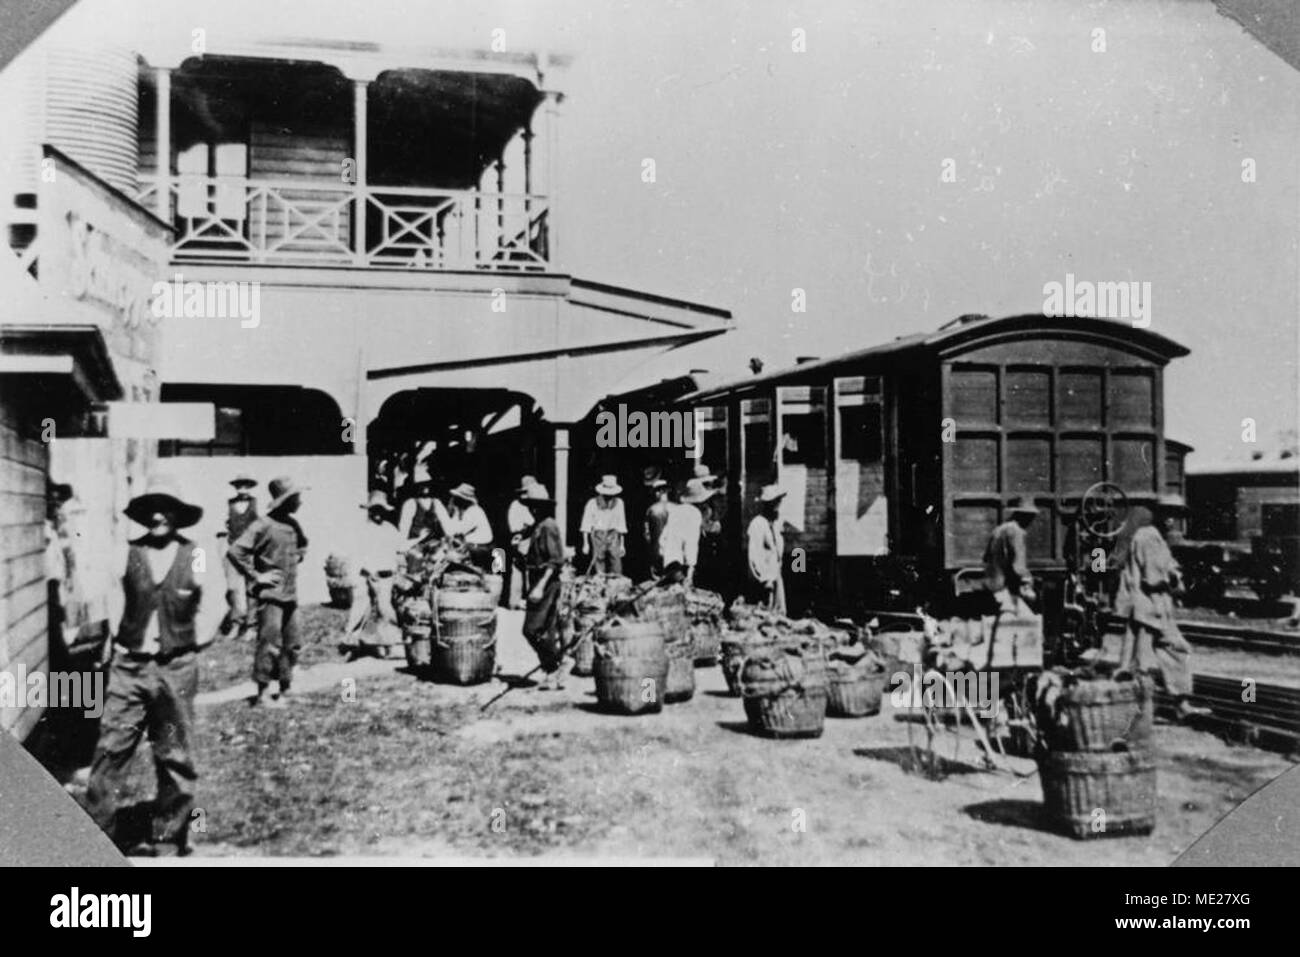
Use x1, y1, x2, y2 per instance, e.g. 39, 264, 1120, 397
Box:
506, 475, 540, 608
398, 479, 443, 543
643, 477, 672, 576
746, 484, 788, 613
983, 497, 1039, 614
227, 476, 309, 707
580, 474, 627, 575
217, 474, 259, 641
519, 483, 569, 688
86, 476, 207, 855
660, 477, 714, 585
1114, 494, 1210, 721
432, 482, 494, 570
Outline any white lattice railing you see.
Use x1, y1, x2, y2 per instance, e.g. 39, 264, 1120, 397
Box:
136, 175, 550, 271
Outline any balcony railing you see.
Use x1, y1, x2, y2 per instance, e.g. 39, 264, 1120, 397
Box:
136, 175, 551, 271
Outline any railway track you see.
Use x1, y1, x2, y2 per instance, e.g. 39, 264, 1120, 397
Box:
1156, 676, 1300, 754
1175, 619, 1300, 655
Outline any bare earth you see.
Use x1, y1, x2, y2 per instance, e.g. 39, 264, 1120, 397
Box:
142, 605, 1297, 864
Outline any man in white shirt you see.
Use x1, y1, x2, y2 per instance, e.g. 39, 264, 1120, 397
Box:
659, 478, 714, 585
434, 482, 495, 569
580, 475, 628, 575
506, 475, 539, 607
746, 484, 788, 614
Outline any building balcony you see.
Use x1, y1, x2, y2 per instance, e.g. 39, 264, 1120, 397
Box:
136, 174, 549, 270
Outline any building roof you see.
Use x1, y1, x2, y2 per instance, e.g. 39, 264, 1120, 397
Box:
1187, 454, 1300, 477
680, 312, 1190, 404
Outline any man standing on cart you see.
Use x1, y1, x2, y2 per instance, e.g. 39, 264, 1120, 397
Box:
983, 497, 1039, 616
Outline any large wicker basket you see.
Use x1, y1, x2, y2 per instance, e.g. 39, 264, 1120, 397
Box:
826, 661, 887, 718
1048, 676, 1154, 752
1038, 749, 1157, 838
593, 618, 669, 715
740, 646, 829, 738
431, 588, 497, 685
664, 636, 696, 703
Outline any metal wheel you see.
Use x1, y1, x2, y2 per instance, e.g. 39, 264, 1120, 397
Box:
1080, 481, 1129, 540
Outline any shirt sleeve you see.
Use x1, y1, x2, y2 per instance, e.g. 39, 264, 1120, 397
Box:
614, 499, 628, 535
579, 499, 595, 534
226, 520, 262, 580
106, 544, 129, 632
1011, 526, 1031, 579
747, 517, 770, 582
684, 508, 700, 568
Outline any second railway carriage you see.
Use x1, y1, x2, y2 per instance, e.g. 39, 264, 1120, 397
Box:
676, 313, 1190, 621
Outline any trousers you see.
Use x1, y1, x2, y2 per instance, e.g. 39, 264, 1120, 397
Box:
254, 600, 300, 687
85, 651, 198, 849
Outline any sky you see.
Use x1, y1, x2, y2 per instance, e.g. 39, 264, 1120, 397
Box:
66, 0, 1300, 463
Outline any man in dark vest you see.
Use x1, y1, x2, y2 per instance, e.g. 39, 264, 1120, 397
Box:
228, 476, 309, 708
85, 476, 209, 856
398, 479, 443, 544
218, 474, 259, 640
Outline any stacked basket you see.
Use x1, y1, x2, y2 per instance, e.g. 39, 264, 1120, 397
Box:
825, 645, 889, 718
1036, 673, 1157, 839
739, 641, 830, 738
429, 570, 498, 685
685, 587, 725, 663
565, 574, 632, 676
636, 583, 694, 703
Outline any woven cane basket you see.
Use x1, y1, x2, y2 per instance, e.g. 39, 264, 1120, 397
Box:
1037, 749, 1157, 839
431, 588, 497, 685
740, 647, 829, 738
593, 618, 668, 715
1049, 676, 1154, 752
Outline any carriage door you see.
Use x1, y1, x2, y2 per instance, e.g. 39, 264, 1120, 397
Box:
833, 376, 888, 556
775, 386, 828, 546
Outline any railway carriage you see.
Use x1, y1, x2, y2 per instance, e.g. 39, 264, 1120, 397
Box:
675, 313, 1190, 627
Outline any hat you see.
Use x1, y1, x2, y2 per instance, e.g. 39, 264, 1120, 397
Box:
125, 476, 203, 529
681, 478, 717, 504
1157, 493, 1190, 513
649, 478, 669, 491
268, 476, 306, 512
521, 483, 555, 506
230, 474, 257, 489
1009, 497, 1040, 517
449, 482, 478, 504
1008, 497, 1039, 517
595, 475, 623, 496
758, 484, 787, 504
517, 475, 539, 494
361, 490, 393, 513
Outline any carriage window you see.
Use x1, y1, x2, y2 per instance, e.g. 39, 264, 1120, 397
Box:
950, 366, 998, 424
838, 403, 883, 464
1059, 370, 1103, 426
697, 427, 727, 476
743, 422, 771, 470
781, 412, 825, 467
1110, 370, 1155, 427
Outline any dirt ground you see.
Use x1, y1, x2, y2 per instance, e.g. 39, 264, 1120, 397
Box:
135, 603, 1295, 865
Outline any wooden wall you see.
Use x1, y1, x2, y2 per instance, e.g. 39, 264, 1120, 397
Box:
1, 394, 50, 740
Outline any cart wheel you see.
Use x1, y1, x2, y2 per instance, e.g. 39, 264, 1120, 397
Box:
1081, 481, 1129, 540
